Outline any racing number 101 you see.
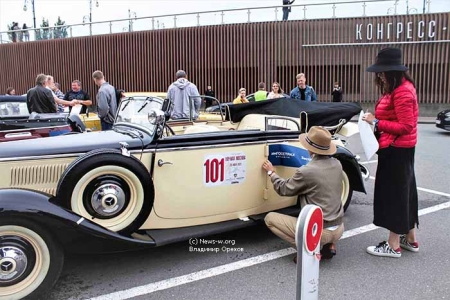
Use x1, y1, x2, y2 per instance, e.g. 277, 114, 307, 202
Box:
204, 158, 225, 183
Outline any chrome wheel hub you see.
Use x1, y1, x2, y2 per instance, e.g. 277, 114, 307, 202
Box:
0, 246, 28, 283
91, 183, 126, 217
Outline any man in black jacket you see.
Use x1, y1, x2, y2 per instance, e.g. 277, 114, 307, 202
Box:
282, 0, 295, 21
331, 82, 343, 102
27, 74, 57, 113
204, 85, 215, 108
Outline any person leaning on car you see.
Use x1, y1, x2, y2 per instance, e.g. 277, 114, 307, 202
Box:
26, 73, 57, 114
92, 70, 117, 131
64, 80, 92, 114
262, 126, 344, 262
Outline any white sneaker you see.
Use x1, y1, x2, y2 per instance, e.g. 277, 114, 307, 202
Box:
399, 235, 420, 252
367, 241, 402, 258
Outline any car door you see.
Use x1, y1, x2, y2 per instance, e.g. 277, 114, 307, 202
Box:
263, 117, 310, 206
152, 140, 267, 219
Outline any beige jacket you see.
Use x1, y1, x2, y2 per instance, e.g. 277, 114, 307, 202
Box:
270, 155, 344, 227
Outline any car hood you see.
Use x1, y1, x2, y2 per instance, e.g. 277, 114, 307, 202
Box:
0, 128, 153, 159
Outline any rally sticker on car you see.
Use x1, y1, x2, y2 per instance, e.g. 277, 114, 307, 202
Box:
203, 152, 246, 187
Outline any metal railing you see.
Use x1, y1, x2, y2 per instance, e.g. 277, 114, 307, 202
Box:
0, 0, 444, 44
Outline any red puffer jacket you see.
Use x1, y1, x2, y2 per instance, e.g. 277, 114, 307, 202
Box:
375, 79, 419, 149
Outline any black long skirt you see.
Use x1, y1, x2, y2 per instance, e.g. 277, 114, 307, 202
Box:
373, 146, 419, 234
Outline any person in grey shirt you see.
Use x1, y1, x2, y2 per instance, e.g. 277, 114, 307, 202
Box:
167, 70, 201, 120
92, 70, 117, 130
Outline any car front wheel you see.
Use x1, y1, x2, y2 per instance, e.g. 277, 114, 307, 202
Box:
57, 149, 154, 236
0, 218, 64, 300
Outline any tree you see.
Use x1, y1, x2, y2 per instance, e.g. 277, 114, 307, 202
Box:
36, 18, 50, 40
53, 16, 68, 39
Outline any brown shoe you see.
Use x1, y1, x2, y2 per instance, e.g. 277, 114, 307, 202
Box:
321, 243, 337, 259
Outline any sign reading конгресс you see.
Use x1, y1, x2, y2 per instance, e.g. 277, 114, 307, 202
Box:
356, 20, 447, 41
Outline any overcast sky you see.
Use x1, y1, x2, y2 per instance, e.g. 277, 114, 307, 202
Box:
0, 0, 448, 37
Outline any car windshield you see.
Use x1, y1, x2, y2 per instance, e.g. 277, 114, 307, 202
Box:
0, 101, 29, 117
115, 96, 164, 135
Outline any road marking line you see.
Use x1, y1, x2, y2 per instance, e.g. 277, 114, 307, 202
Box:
87, 200, 450, 300
360, 160, 378, 165
87, 248, 297, 300
369, 176, 450, 198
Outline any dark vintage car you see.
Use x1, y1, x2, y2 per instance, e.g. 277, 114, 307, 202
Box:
436, 109, 450, 131
0, 95, 84, 142
0, 96, 369, 299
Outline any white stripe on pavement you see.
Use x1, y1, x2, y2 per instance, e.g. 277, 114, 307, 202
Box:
87, 248, 297, 300
369, 176, 450, 198
88, 200, 450, 300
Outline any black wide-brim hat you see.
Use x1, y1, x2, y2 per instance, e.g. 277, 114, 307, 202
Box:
367, 47, 409, 73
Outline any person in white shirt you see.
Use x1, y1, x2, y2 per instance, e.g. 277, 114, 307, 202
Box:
45, 75, 77, 110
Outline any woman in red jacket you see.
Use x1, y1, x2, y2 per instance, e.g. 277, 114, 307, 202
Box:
362, 48, 419, 258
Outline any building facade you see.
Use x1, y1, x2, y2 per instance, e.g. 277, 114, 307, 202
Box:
0, 12, 448, 106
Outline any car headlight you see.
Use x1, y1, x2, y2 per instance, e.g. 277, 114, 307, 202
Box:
445, 112, 450, 118
148, 109, 165, 125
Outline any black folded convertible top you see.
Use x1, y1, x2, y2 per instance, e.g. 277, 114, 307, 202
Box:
0, 95, 26, 103
225, 98, 362, 127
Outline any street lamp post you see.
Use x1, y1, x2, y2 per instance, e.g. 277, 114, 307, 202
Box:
128, 9, 137, 32
23, 0, 36, 30
83, 0, 99, 36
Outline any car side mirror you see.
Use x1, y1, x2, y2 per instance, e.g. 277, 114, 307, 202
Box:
148, 109, 165, 125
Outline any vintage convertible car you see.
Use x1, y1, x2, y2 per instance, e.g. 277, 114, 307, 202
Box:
0, 96, 368, 299
0, 95, 86, 142
436, 108, 450, 131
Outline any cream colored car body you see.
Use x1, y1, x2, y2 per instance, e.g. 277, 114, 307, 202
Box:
0, 112, 356, 230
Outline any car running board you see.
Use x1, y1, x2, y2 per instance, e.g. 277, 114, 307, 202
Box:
145, 205, 301, 247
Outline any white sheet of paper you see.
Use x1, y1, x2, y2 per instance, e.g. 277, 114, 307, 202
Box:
69, 104, 82, 116
358, 110, 379, 160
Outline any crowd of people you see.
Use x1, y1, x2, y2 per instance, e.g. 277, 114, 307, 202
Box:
2, 47, 420, 262
6, 69, 344, 125
164, 70, 343, 120
9, 22, 31, 43
19, 71, 118, 131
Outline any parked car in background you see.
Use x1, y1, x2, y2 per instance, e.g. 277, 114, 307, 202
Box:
0, 95, 84, 142
436, 109, 450, 131
0, 96, 368, 299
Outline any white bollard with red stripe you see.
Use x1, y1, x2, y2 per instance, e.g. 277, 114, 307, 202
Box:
295, 204, 323, 300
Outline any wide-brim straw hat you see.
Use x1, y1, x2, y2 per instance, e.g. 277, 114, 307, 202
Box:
366, 47, 409, 73
299, 126, 337, 155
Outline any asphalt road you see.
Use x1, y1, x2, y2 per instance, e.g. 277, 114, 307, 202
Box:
47, 124, 450, 300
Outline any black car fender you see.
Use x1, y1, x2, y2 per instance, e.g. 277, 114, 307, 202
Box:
67, 114, 86, 132
333, 146, 367, 194
0, 189, 155, 254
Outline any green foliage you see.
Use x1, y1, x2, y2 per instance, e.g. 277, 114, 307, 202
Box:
53, 16, 68, 39
36, 18, 50, 40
